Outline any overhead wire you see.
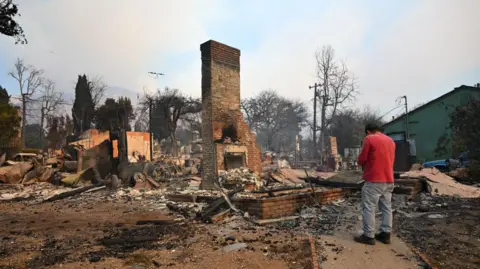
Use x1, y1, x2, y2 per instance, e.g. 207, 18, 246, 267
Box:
376, 105, 404, 121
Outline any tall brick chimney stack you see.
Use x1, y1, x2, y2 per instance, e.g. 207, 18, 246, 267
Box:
200, 40, 241, 189
200, 40, 261, 190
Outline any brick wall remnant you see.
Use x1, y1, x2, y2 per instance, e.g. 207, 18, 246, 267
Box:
233, 188, 346, 219
200, 40, 262, 190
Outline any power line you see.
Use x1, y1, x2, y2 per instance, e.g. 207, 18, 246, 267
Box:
376, 105, 404, 121
394, 109, 405, 117
299, 97, 315, 107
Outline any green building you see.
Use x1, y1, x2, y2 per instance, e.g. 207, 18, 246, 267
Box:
382, 85, 480, 162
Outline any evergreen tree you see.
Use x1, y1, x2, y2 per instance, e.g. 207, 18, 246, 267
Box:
0, 85, 21, 146
72, 74, 94, 134
46, 116, 60, 149
450, 98, 480, 181
94, 96, 134, 131
24, 124, 45, 149
46, 114, 74, 149
0, 85, 9, 102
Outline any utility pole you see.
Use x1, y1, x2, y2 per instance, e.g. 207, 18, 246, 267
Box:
402, 95, 409, 140
148, 97, 153, 161
147, 71, 165, 161
309, 83, 320, 160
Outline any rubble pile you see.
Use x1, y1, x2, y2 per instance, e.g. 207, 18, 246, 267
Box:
392, 193, 480, 269
0, 156, 84, 186
1, 151, 479, 269
151, 157, 200, 179
326, 170, 362, 183
0, 161, 34, 184
277, 159, 291, 169
0, 182, 67, 202
169, 189, 224, 197
166, 201, 209, 219
0, 182, 164, 204
152, 163, 186, 179
448, 167, 469, 181
401, 167, 480, 198
296, 200, 358, 236
218, 168, 262, 189
257, 182, 305, 192
269, 168, 309, 185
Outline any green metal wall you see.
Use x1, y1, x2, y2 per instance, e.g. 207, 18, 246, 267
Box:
383, 88, 480, 162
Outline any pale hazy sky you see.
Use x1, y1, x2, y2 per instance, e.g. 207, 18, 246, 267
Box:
0, 0, 479, 119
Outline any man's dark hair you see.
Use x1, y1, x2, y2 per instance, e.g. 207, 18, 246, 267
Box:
365, 123, 381, 134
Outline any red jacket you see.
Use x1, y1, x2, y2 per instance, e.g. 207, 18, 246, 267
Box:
357, 133, 396, 183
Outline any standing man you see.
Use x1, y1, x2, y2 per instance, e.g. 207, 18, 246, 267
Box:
354, 123, 396, 245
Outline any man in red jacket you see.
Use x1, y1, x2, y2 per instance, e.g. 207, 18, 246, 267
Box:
354, 123, 396, 245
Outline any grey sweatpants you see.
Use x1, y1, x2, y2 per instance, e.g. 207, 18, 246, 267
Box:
361, 182, 394, 238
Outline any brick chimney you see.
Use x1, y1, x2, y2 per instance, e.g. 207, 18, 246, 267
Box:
200, 40, 261, 189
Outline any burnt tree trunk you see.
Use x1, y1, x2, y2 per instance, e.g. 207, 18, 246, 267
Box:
40, 108, 45, 149
21, 95, 26, 148
170, 133, 178, 157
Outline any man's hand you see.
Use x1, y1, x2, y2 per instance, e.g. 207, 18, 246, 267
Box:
357, 137, 371, 166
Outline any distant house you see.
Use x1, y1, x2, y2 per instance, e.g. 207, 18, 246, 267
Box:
382, 85, 480, 162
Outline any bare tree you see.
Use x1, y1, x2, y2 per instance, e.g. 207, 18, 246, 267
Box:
240, 99, 255, 130
180, 111, 202, 136
134, 106, 149, 132
38, 79, 65, 147
88, 75, 108, 108
8, 58, 44, 147
241, 90, 278, 135
139, 88, 201, 157
315, 45, 358, 156
135, 87, 202, 156
241, 90, 309, 152
358, 105, 386, 127
328, 106, 385, 156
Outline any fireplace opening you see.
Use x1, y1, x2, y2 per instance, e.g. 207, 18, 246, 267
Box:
215, 124, 238, 143
224, 152, 245, 170
222, 125, 238, 141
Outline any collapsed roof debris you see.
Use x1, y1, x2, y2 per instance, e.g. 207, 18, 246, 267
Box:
218, 168, 262, 190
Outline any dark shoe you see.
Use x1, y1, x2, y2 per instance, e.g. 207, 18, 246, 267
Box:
354, 234, 375, 245
375, 232, 391, 244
